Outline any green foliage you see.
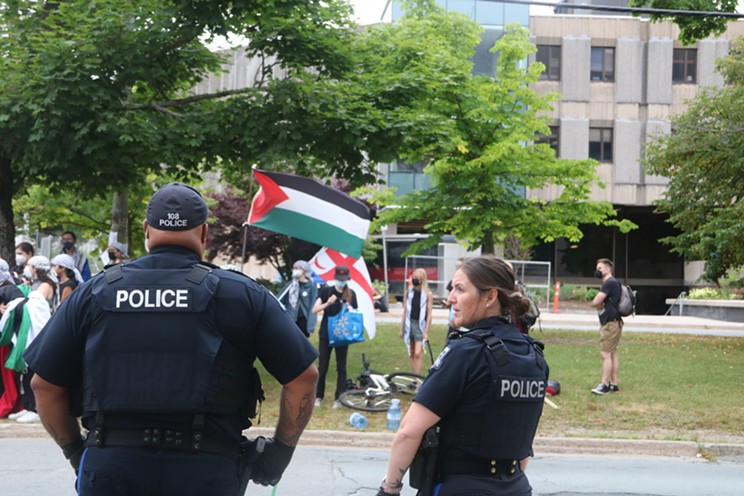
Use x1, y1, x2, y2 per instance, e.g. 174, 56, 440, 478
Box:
558, 283, 599, 301
368, 9, 626, 255
642, 38, 744, 283
686, 287, 724, 300
629, 1, 738, 45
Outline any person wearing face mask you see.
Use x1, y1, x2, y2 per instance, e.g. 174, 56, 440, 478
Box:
399, 268, 433, 375
106, 241, 130, 265
312, 265, 358, 409
376, 256, 548, 496
590, 258, 623, 395
13, 242, 35, 285
60, 231, 92, 281
51, 254, 84, 304
278, 261, 318, 338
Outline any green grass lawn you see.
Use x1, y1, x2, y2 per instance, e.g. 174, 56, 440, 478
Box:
254, 324, 744, 443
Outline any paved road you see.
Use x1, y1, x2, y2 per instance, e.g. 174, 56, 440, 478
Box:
2, 438, 742, 496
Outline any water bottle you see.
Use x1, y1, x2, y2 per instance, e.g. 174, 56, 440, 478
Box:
386, 399, 401, 432
349, 412, 368, 430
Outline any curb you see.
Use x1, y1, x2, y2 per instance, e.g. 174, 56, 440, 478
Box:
6, 423, 741, 461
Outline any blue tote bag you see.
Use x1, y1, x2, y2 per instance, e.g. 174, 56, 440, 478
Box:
327, 303, 365, 348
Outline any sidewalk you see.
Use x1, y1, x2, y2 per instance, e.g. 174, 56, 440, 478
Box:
4, 423, 743, 463
379, 303, 744, 336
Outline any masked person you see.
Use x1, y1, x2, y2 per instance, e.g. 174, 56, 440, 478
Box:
590, 258, 623, 395
13, 242, 35, 285
60, 231, 92, 281
377, 256, 549, 496
278, 261, 318, 337
25, 182, 319, 495
400, 268, 433, 375
312, 265, 358, 409
106, 241, 130, 265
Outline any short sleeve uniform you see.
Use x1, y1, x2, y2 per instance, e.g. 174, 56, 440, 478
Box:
25, 245, 318, 442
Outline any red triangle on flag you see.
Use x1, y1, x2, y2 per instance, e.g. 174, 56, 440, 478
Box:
248, 169, 290, 224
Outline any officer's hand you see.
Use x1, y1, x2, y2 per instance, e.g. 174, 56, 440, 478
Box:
61, 436, 85, 475
251, 437, 295, 486
375, 489, 400, 496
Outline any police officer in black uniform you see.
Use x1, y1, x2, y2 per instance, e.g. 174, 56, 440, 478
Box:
25, 183, 319, 495
377, 255, 549, 496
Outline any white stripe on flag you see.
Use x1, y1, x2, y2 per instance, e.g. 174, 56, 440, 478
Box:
278, 189, 369, 241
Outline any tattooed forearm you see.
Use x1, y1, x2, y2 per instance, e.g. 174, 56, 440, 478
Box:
276, 389, 314, 447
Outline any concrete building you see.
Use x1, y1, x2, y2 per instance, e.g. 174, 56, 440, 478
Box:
528, 14, 744, 312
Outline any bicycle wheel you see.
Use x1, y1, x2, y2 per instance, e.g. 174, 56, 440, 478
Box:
338, 390, 395, 412
386, 372, 426, 395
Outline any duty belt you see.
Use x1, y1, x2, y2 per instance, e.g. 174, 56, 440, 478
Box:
84, 412, 239, 459
441, 458, 521, 477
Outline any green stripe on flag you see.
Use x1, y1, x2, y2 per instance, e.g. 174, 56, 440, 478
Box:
252, 208, 364, 257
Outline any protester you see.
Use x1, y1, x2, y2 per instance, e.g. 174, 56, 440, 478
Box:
399, 268, 433, 375
312, 265, 358, 409
0, 259, 24, 418
278, 260, 318, 337
60, 231, 92, 281
13, 242, 34, 285
106, 241, 129, 265
51, 254, 83, 304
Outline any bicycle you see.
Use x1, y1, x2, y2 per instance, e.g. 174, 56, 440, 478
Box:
338, 353, 426, 412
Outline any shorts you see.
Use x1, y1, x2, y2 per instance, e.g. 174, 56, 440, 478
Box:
409, 320, 424, 343
599, 320, 623, 353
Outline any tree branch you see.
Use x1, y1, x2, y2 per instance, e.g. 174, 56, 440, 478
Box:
125, 87, 260, 112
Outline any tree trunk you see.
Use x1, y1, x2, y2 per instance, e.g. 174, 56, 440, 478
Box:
0, 155, 15, 261
111, 188, 129, 249
481, 230, 495, 255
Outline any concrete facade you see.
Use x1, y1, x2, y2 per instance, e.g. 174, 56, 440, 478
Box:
529, 15, 744, 207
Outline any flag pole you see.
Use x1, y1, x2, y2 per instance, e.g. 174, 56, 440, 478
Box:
242, 165, 258, 271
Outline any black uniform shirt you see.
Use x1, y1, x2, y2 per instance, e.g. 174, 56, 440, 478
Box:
25, 245, 318, 440
414, 317, 537, 459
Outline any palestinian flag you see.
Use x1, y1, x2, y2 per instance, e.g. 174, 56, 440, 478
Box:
248, 169, 371, 258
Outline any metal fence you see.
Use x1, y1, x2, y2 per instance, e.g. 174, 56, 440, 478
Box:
403, 255, 552, 311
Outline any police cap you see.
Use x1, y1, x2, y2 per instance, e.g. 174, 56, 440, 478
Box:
146, 182, 208, 231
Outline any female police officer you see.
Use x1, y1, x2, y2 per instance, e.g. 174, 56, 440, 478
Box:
377, 255, 549, 496
24, 183, 319, 495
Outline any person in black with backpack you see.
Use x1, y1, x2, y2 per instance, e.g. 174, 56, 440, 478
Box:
590, 258, 623, 395
376, 255, 549, 496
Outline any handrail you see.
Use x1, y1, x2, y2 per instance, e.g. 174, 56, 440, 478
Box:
664, 291, 687, 316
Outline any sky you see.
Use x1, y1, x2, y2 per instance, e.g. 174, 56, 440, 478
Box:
347, 0, 744, 23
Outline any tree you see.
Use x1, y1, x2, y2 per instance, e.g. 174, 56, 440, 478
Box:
367, 2, 630, 255
629, 0, 738, 45
642, 38, 744, 284
0, 0, 375, 260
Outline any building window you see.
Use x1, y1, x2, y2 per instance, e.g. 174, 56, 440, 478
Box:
589, 128, 613, 162
537, 125, 560, 156
673, 48, 697, 83
590, 47, 615, 82
537, 45, 561, 80
388, 161, 432, 197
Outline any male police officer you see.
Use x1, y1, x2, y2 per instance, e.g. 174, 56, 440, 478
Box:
25, 183, 319, 495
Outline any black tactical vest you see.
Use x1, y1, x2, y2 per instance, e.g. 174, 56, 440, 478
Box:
439, 321, 548, 460
84, 264, 252, 415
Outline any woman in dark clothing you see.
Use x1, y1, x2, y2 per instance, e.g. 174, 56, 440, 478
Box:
311, 265, 357, 409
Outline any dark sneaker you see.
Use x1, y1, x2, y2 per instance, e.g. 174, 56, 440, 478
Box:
592, 383, 610, 395
609, 384, 619, 393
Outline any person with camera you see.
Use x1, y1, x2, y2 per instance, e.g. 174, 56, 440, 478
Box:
25, 182, 319, 495
377, 256, 549, 496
